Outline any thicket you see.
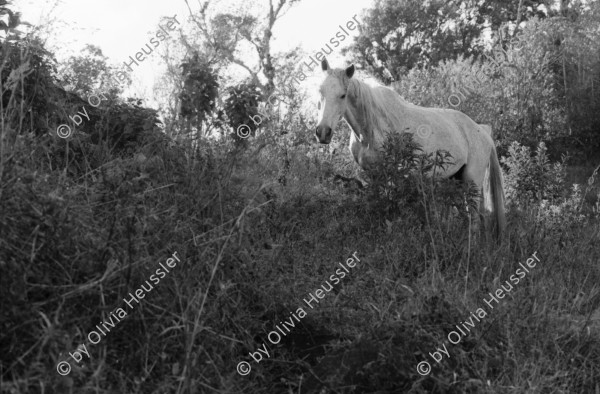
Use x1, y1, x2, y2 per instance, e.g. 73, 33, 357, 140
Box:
394, 16, 600, 163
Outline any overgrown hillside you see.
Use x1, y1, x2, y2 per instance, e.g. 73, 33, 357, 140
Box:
1, 1, 600, 393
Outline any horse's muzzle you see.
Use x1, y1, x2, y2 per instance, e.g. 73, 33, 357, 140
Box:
315, 125, 332, 144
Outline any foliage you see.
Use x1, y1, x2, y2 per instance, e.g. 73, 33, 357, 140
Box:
178, 52, 220, 128
364, 132, 477, 225
0, 118, 198, 394
90, 99, 163, 155
501, 141, 600, 230
1, 36, 59, 135
231, 71, 314, 185
542, 5, 600, 161
363, 132, 421, 215
57, 44, 128, 97
210, 13, 257, 52
482, 0, 550, 30
536, 183, 587, 228
501, 141, 567, 207
3, 114, 600, 392
346, 0, 550, 84
1, 31, 163, 169
222, 81, 261, 141
0, 0, 23, 42
182, 0, 300, 95
486, 21, 568, 149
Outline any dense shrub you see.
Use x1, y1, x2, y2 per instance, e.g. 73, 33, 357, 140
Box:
501, 140, 597, 229
363, 132, 479, 237
223, 82, 262, 141
501, 141, 567, 206
178, 53, 221, 131
1, 37, 60, 135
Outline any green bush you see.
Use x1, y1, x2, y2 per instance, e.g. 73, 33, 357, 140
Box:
501, 141, 567, 207
363, 132, 478, 227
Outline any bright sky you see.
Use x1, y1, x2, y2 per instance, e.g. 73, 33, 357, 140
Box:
12, 0, 373, 107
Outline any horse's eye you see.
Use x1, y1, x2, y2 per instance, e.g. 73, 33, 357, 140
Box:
341, 94, 346, 99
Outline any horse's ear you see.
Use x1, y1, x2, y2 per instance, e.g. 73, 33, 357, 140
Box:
321, 58, 329, 71
346, 64, 355, 78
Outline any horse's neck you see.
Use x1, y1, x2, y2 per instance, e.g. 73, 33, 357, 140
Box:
344, 88, 380, 148
345, 85, 408, 148
343, 106, 366, 145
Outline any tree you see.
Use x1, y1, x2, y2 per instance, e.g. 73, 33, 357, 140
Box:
223, 81, 261, 142
0, 0, 58, 137
57, 44, 130, 97
178, 52, 221, 135
346, 0, 550, 84
183, 0, 300, 98
543, 0, 600, 160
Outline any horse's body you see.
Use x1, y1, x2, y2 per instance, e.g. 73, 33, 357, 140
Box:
315, 59, 506, 237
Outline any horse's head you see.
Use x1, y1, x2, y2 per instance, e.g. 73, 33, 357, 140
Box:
315, 58, 355, 144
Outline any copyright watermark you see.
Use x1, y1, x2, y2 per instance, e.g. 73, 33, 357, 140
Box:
236, 124, 251, 139
415, 251, 541, 376
237, 251, 361, 375
56, 252, 182, 375
56, 124, 73, 139
55, 91, 108, 138
416, 361, 431, 376
416, 124, 432, 139
237, 361, 251, 375
56, 360, 71, 376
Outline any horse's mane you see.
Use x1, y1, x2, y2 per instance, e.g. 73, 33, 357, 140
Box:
346, 77, 408, 142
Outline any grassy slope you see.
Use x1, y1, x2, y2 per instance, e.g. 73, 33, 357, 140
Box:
1, 131, 599, 393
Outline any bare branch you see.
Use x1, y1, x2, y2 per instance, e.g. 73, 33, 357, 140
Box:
184, 0, 300, 93
513, 0, 525, 37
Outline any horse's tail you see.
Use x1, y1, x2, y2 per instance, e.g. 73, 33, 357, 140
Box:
489, 144, 506, 238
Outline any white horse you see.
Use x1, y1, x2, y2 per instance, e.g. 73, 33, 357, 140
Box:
315, 58, 506, 237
